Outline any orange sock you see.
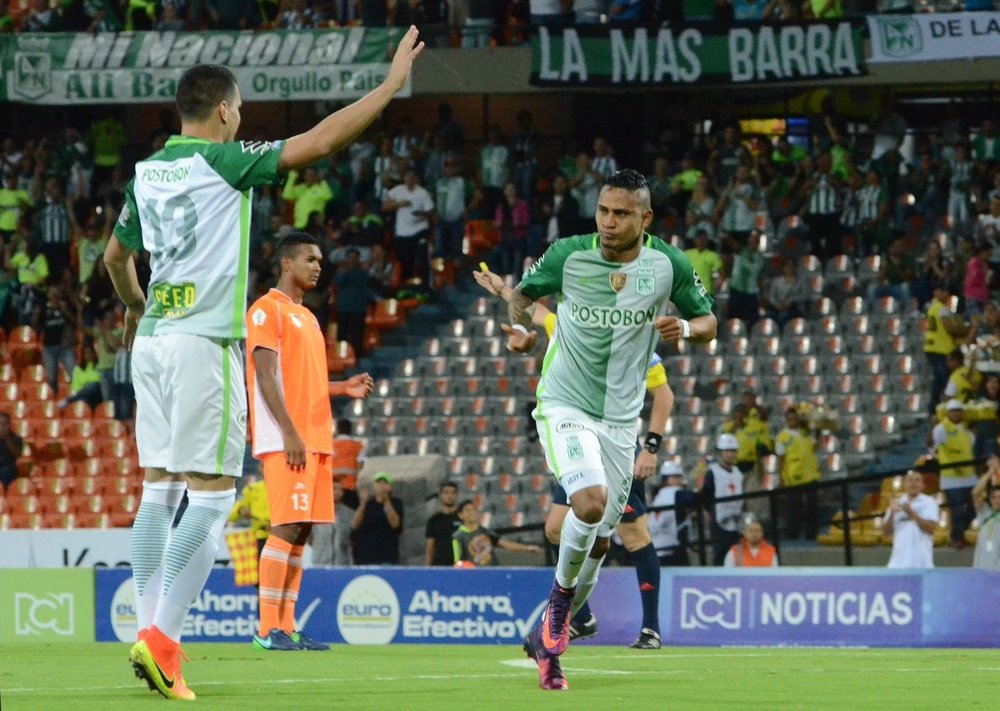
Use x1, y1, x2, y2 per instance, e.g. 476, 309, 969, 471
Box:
278, 544, 305, 633
258, 536, 293, 636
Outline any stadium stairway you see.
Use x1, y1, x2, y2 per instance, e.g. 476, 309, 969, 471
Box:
351, 284, 484, 387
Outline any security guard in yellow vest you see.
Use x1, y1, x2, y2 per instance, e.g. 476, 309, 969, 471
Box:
775, 408, 820, 487
774, 408, 820, 539
924, 285, 965, 414
943, 349, 982, 403
720, 404, 773, 474
228, 474, 272, 555
933, 399, 977, 546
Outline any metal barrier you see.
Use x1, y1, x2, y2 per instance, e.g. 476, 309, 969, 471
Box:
499, 459, 982, 567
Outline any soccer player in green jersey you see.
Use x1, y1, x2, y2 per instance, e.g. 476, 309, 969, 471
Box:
104, 27, 423, 701
503, 169, 717, 690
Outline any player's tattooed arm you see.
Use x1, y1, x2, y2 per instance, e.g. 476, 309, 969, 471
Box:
507, 286, 534, 330
501, 286, 538, 353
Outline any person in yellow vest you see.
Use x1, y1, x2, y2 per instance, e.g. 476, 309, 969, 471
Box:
924, 285, 967, 413
87, 114, 127, 188
724, 516, 778, 568
719, 404, 773, 474
943, 349, 982, 404
775, 407, 820, 540
0, 173, 32, 241
932, 399, 977, 549
228, 472, 272, 557
719, 404, 773, 522
282, 167, 334, 229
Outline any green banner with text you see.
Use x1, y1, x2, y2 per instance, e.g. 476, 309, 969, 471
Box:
531, 22, 866, 87
0, 29, 408, 105
0, 568, 95, 643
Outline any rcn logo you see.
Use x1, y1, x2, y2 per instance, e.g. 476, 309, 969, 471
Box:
679, 587, 741, 631
14, 593, 75, 636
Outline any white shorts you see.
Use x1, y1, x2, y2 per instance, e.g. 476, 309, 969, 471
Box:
534, 403, 636, 537
132, 334, 247, 477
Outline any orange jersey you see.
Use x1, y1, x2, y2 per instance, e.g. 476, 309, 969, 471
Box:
247, 288, 333, 457
331, 436, 364, 489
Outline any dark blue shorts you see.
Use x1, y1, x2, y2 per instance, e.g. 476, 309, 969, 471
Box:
551, 476, 646, 523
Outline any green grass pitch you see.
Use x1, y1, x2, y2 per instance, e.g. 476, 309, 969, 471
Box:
1, 644, 998, 710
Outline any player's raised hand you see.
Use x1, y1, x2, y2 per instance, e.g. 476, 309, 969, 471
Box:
386, 26, 424, 94
344, 372, 374, 399
654, 316, 686, 344
473, 268, 505, 299
501, 323, 536, 353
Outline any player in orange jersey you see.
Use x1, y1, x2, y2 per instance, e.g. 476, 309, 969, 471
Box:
246, 232, 373, 651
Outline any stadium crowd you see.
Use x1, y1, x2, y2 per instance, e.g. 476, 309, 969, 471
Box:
3, 89, 1000, 551
3, 1, 1000, 44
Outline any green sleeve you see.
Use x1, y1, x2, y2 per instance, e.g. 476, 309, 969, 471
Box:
112, 180, 143, 252
452, 537, 462, 564
210, 140, 285, 192
652, 238, 715, 318
518, 235, 589, 301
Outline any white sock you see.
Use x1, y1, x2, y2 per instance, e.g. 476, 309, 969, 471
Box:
130, 481, 186, 633
555, 510, 600, 589
572, 553, 606, 616
153, 488, 235, 642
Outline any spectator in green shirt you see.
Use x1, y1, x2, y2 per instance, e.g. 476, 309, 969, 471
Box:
77, 215, 108, 286
685, 229, 724, 297
728, 230, 766, 327
283, 167, 334, 229
452, 499, 542, 567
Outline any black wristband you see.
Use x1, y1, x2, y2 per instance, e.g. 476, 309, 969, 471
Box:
644, 432, 662, 454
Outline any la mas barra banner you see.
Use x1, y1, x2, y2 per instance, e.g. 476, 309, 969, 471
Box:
530, 22, 865, 87
0, 29, 408, 105
868, 12, 1000, 63
95, 567, 1000, 647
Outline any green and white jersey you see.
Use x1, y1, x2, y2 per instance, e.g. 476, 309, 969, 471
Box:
521, 234, 713, 425
114, 135, 285, 339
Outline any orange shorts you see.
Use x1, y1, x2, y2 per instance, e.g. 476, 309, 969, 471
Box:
261, 452, 334, 526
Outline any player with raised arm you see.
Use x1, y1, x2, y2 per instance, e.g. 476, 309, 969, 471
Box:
475, 266, 673, 649
247, 232, 373, 652
104, 28, 422, 700
500, 169, 716, 690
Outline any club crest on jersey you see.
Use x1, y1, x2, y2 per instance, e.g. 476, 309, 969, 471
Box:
637, 275, 655, 295
609, 272, 627, 292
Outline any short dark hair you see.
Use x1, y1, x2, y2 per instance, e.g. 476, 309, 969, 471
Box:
336, 418, 352, 436
440, 481, 458, 492
457, 499, 476, 512
175, 65, 237, 122
275, 232, 320, 262
604, 169, 649, 193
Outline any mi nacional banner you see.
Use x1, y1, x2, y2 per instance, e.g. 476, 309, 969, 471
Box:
868, 12, 1000, 63
530, 22, 865, 87
0, 29, 408, 104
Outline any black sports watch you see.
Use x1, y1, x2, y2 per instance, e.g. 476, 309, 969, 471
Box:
644, 433, 662, 454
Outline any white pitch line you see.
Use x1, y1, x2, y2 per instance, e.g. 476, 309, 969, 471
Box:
7, 660, 998, 695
